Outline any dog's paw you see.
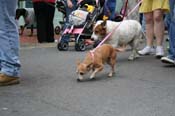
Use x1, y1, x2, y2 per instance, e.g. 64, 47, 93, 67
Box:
128, 56, 134, 61
108, 73, 113, 77
135, 54, 140, 58
89, 78, 96, 81
89, 74, 96, 80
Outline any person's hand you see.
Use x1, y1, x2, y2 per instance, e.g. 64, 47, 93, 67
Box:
67, 0, 73, 8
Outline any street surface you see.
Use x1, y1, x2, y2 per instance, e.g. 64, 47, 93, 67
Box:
0, 43, 175, 116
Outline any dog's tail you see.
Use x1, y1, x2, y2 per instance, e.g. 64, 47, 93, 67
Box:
115, 45, 126, 52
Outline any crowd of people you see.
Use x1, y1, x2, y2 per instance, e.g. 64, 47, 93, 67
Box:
0, 0, 174, 86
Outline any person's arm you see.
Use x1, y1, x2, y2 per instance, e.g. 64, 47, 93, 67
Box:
67, 0, 73, 8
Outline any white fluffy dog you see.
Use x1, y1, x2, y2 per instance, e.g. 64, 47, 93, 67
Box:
91, 20, 144, 60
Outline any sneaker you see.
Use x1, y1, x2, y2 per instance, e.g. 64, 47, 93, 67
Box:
138, 46, 155, 55
156, 46, 164, 59
161, 56, 175, 65
0, 73, 20, 86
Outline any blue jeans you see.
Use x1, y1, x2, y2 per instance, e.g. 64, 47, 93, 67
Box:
0, 0, 21, 77
104, 0, 116, 20
165, 0, 175, 60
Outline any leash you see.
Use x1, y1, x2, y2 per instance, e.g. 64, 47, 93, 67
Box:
126, 0, 142, 17
90, 0, 143, 55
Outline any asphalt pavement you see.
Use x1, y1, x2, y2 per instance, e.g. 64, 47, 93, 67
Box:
0, 42, 175, 116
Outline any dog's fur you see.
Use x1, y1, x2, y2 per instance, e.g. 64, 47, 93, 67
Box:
91, 20, 144, 60
15, 8, 35, 36
76, 44, 124, 81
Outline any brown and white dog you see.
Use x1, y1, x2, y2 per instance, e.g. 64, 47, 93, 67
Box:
76, 44, 125, 81
91, 20, 144, 60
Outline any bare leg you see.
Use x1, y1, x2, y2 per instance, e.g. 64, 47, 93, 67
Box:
144, 12, 154, 46
153, 9, 165, 46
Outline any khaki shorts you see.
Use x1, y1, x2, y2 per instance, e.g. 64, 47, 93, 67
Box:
139, 0, 170, 13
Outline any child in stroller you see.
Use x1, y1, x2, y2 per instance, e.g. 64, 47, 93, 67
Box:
57, 0, 103, 51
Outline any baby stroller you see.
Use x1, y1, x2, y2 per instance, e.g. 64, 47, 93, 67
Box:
55, 0, 66, 35
57, 0, 103, 51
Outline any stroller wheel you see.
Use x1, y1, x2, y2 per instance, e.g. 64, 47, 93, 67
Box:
55, 26, 61, 35
57, 43, 62, 51
57, 41, 69, 51
75, 39, 86, 51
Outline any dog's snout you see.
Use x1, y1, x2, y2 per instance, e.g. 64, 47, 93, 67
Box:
80, 72, 84, 75
91, 38, 94, 40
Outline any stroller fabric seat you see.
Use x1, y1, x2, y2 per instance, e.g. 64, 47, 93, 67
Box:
69, 9, 89, 26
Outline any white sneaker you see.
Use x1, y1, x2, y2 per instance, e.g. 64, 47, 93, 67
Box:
161, 56, 175, 64
156, 46, 164, 58
138, 46, 155, 55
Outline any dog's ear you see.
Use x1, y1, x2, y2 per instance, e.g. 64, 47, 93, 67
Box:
101, 20, 107, 32
101, 20, 106, 27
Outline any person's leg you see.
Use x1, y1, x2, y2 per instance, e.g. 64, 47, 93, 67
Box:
161, 18, 175, 64
168, 11, 175, 59
138, 12, 155, 55
161, 0, 175, 64
163, 19, 175, 63
0, 0, 21, 85
46, 3, 55, 42
145, 12, 154, 46
109, 2, 116, 20
153, 9, 165, 57
61, 0, 77, 41
33, 2, 47, 43
153, 9, 165, 46
65, 0, 77, 24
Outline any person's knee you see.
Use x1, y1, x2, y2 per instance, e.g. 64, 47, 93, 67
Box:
145, 15, 153, 24
154, 12, 163, 22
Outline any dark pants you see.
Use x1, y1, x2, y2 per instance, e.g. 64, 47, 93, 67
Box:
33, 2, 55, 43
